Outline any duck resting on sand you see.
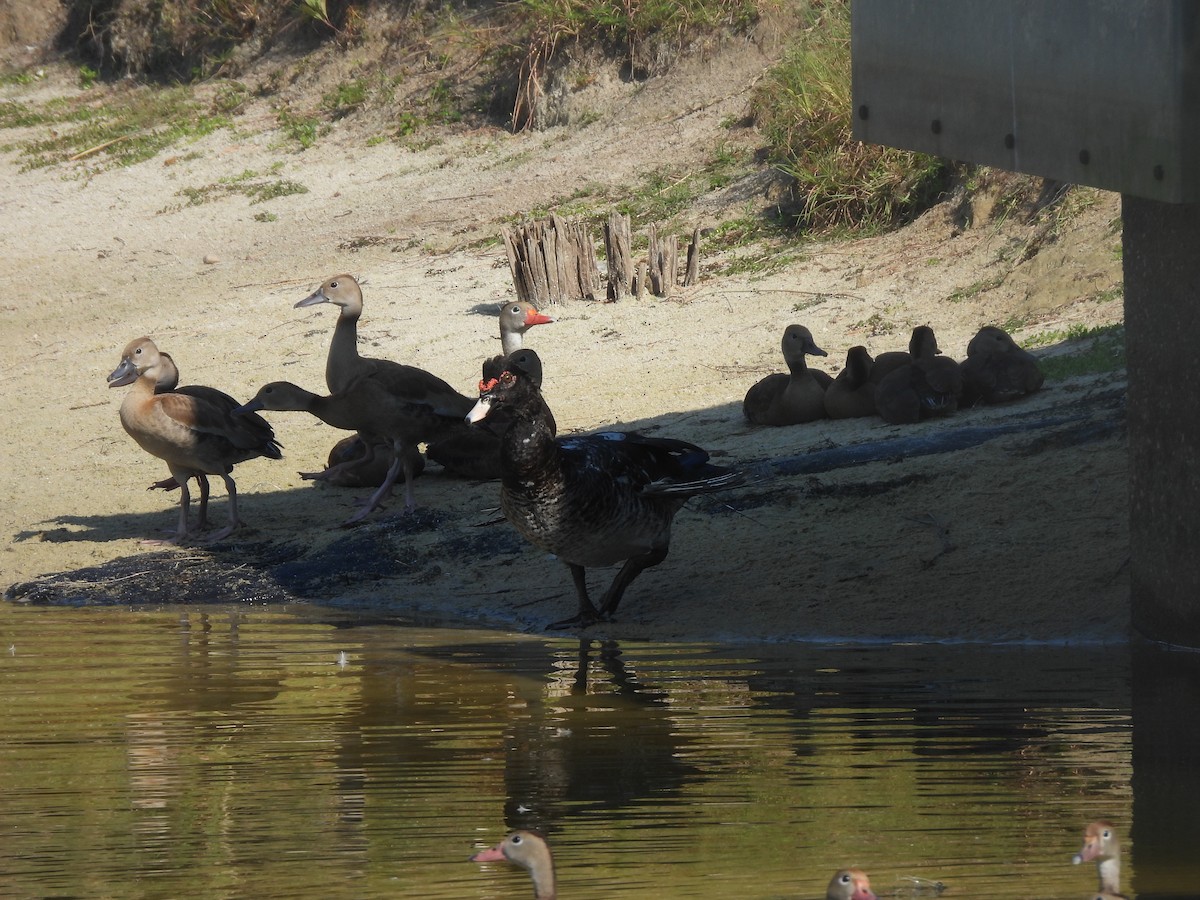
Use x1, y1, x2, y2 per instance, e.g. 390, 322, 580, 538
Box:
960, 324, 1045, 406
471, 830, 556, 900
107, 337, 281, 543
466, 350, 743, 628
743, 324, 831, 426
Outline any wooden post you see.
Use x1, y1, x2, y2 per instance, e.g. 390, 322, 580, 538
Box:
502, 216, 601, 305
603, 211, 633, 302
684, 224, 701, 286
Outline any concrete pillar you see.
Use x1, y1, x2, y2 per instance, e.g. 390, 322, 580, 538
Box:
1124, 195, 1200, 646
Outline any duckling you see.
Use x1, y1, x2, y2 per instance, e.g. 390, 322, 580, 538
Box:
237, 371, 468, 524
107, 337, 282, 543
467, 350, 743, 628
471, 830, 556, 900
1073, 820, 1128, 898
869, 325, 941, 384
743, 324, 831, 426
960, 325, 1045, 406
827, 868, 878, 900
875, 355, 963, 425
824, 345, 878, 419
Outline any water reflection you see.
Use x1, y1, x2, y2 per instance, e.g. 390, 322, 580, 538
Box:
0, 603, 1186, 898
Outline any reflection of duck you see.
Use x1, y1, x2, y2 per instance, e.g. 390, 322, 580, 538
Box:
875, 355, 963, 425
468, 350, 743, 627
744, 324, 831, 425
1073, 820, 1128, 898
960, 325, 1045, 406
826, 868, 878, 900
472, 830, 556, 900
870, 325, 940, 384
107, 337, 282, 542
824, 345, 877, 419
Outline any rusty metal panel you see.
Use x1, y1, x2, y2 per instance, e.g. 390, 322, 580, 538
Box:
851, 0, 1200, 202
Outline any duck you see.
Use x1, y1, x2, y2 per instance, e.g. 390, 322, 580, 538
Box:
302, 434, 425, 488
743, 324, 832, 426
869, 325, 941, 384
824, 345, 878, 419
467, 350, 743, 628
237, 372, 468, 524
107, 337, 282, 543
471, 830, 556, 900
1072, 820, 1128, 898
500, 299, 554, 355
959, 325, 1045, 406
875, 354, 963, 425
826, 868, 878, 900
423, 302, 554, 480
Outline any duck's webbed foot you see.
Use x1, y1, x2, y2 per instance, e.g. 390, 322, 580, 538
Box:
546, 565, 607, 629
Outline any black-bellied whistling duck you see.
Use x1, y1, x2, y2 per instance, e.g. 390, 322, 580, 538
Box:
869, 324, 941, 385
875, 355, 963, 425
500, 300, 554, 355
960, 325, 1045, 406
743, 324, 831, 426
1073, 820, 1128, 898
826, 868, 878, 900
107, 337, 281, 543
236, 372, 467, 523
471, 830, 556, 900
824, 345, 878, 419
467, 350, 743, 628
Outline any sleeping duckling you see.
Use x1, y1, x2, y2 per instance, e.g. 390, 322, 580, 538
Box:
960, 325, 1045, 406
824, 345, 878, 419
876, 355, 963, 425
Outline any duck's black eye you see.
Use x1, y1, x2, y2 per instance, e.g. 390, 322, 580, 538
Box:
510, 834, 522, 845
509, 305, 521, 314
329, 280, 339, 289
1102, 829, 1111, 838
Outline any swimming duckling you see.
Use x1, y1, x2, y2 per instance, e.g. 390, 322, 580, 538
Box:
1073, 820, 1128, 898
826, 867, 878, 900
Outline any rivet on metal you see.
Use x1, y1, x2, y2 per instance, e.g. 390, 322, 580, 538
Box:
931, 119, 942, 134
1004, 133, 1016, 149
1079, 149, 1090, 165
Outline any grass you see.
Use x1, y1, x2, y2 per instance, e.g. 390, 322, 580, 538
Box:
162, 166, 308, 212
10, 86, 230, 171
750, 0, 948, 234
1030, 324, 1126, 380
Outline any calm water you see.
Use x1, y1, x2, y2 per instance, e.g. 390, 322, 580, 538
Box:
0, 602, 1183, 898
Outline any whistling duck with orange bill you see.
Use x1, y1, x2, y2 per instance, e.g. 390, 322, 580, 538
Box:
826, 868, 878, 900
824, 345, 878, 419
107, 337, 281, 543
743, 324, 832, 426
467, 350, 742, 628
423, 300, 553, 479
960, 324, 1045, 406
471, 830, 556, 900
1073, 820, 1128, 898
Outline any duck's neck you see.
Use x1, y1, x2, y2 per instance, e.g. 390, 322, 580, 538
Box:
1097, 855, 1121, 894
528, 856, 556, 900
501, 327, 523, 356
498, 396, 559, 485
326, 307, 363, 394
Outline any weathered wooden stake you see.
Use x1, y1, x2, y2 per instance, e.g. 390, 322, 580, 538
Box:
603, 211, 634, 302
684, 224, 701, 286
502, 215, 601, 305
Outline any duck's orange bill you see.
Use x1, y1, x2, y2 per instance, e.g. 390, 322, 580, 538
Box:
471, 846, 505, 862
